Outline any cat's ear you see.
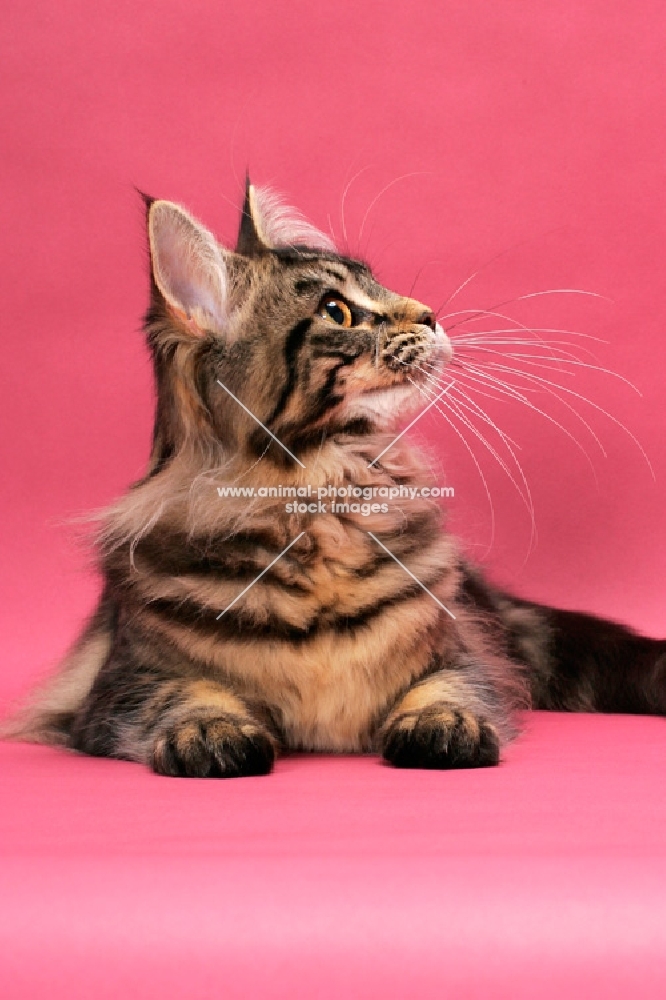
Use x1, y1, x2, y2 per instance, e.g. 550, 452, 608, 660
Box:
148, 200, 228, 335
236, 176, 336, 256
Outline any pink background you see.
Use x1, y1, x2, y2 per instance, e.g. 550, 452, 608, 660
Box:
2, 4, 666, 996
2, 0, 666, 710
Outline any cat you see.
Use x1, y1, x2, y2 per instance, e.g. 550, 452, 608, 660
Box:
6, 179, 666, 777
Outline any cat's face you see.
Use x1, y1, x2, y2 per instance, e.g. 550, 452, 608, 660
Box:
146, 183, 453, 461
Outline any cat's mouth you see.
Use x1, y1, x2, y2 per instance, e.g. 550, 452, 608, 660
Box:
303, 324, 454, 433
360, 384, 416, 397
341, 326, 452, 425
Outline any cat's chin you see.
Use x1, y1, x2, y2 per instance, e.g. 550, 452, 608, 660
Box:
340, 383, 424, 428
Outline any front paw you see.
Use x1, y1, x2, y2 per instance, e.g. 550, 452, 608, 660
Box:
151, 714, 275, 778
381, 702, 500, 770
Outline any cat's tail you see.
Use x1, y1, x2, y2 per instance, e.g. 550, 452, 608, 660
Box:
460, 564, 666, 716
524, 602, 666, 715
1, 590, 115, 747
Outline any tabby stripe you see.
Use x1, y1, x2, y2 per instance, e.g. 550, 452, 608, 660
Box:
272, 248, 367, 275
108, 529, 302, 577
306, 360, 349, 420
144, 571, 449, 642
294, 278, 324, 295
265, 318, 312, 426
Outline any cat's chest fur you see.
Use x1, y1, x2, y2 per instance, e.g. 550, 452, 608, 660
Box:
143, 515, 458, 751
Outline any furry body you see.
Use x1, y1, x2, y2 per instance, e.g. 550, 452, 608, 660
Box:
9, 183, 666, 776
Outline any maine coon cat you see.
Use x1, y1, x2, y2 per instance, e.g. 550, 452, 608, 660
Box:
8, 180, 666, 777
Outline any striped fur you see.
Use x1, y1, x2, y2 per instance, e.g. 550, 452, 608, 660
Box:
7, 180, 666, 776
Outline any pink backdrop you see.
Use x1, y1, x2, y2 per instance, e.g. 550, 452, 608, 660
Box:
3, 5, 666, 997
2, 0, 665, 708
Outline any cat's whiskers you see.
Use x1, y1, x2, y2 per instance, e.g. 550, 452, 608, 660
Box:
453, 344, 640, 392
392, 343, 611, 488
451, 361, 603, 469
403, 374, 497, 553
339, 165, 371, 249
411, 374, 536, 533
450, 332, 605, 364
438, 288, 609, 331
451, 326, 607, 344
445, 313, 614, 412
357, 171, 432, 249
441, 310, 572, 351
407, 259, 445, 299
431, 231, 581, 318
447, 385, 522, 450
326, 214, 336, 247
462, 359, 654, 477
445, 385, 541, 562
402, 361, 536, 520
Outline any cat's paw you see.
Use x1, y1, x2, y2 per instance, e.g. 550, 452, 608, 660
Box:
151, 714, 275, 778
381, 702, 500, 769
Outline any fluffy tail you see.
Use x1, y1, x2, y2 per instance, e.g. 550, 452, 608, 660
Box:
525, 602, 666, 715
460, 563, 666, 717
1, 591, 115, 746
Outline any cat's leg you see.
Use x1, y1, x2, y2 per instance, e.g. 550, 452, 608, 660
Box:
71, 658, 277, 778
147, 679, 277, 778
379, 667, 505, 770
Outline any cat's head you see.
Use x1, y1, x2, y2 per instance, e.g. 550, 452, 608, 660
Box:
144, 180, 452, 467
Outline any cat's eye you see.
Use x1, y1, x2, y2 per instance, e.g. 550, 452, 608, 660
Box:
319, 298, 353, 328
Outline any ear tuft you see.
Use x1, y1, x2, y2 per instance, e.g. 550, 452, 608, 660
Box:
148, 201, 228, 334
136, 187, 155, 211
236, 178, 336, 256
236, 178, 270, 257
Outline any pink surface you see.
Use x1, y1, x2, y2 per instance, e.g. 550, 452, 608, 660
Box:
3, 2, 666, 996
1, 713, 666, 998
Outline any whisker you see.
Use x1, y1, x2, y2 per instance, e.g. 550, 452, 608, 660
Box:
444, 388, 534, 502
446, 383, 522, 449
326, 213, 336, 246
408, 259, 445, 299
512, 288, 611, 304
445, 376, 522, 407
394, 358, 461, 409
413, 375, 535, 521
446, 311, 614, 388
357, 171, 432, 246
450, 326, 607, 349
453, 348, 640, 392
439, 289, 610, 330
440, 308, 559, 337
469, 360, 655, 477
416, 358, 527, 416
340, 165, 372, 249
446, 385, 537, 552
441, 393, 536, 549
404, 375, 497, 554
450, 361, 537, 403
433, 228, 569, 314
452, 362, 603, 471
452, 340, 590, 367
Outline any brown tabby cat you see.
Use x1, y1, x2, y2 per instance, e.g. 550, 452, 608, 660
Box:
8, 180, 666, 777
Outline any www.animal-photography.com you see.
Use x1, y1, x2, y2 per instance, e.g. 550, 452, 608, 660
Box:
1, 1, 665, 997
